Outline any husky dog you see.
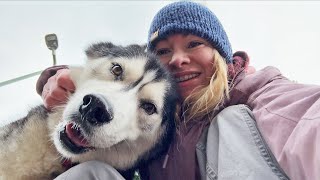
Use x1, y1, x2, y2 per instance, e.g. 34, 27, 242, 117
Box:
0, 42, 178, 180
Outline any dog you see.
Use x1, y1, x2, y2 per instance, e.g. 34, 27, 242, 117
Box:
0, 42, 178, 180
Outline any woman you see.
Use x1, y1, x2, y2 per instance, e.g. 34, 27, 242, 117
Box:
37, 2, 319, 180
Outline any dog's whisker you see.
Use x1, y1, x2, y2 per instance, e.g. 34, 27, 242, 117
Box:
124, 139, 135, 157
112, 145, 120, 163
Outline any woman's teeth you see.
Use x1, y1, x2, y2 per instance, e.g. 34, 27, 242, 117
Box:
176, 74, 199, 82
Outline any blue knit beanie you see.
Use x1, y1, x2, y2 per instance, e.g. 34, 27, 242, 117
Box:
148, 1, 233, 63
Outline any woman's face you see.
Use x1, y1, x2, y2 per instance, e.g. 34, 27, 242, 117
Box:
155, 34, 216, 100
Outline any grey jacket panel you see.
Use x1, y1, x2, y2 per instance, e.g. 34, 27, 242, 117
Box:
196, 105, 289, 180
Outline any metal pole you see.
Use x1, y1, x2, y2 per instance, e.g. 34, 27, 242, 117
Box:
52, 49, 56, 65
0, 70, 42, 87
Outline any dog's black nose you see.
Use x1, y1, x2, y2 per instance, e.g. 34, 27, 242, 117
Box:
79, 94, 113, 125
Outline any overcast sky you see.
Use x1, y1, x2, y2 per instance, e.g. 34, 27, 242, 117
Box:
1, 1, 320, 126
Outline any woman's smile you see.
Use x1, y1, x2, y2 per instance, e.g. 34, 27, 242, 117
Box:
175, 72, 200, 83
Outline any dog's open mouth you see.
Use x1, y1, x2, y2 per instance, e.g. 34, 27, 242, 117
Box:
59, 122, 94, 154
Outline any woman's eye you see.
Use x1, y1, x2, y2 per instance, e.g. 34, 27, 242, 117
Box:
188, 41, 204, 48
111, 64, 123, 76
156, 48, 171, 56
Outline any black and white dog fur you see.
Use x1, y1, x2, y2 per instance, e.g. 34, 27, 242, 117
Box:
0, 42, 178, 179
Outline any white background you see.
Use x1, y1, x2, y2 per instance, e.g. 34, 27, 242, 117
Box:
1, 1, 320, 126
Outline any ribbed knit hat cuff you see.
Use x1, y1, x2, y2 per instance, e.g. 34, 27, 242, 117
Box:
147, 1, 233, 64
149, 27, 232, 63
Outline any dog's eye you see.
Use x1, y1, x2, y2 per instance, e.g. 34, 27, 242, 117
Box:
111, 64, 123, 76
141, 102, 157, 115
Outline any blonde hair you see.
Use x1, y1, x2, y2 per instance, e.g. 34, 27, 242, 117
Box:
181, 50, 229, 122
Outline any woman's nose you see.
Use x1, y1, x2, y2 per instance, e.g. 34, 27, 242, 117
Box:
168, 51, 190, 68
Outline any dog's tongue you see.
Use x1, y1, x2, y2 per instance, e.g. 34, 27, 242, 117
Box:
66, 123, 90, 147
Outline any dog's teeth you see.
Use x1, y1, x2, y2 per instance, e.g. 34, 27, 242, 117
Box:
71, 123, 80, 131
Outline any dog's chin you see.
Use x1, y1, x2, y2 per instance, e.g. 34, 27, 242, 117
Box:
59, 122, 94, 154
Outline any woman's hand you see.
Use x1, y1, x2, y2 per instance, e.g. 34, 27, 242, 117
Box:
246, 66, 256, 74
40, 69, 75, 110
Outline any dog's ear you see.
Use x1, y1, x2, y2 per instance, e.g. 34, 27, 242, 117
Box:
85, 42, 147, 60
85, 42, 116, 60
140, 43, 147, 53
126, 44, 147, 54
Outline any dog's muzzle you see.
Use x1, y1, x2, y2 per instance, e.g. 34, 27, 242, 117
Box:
79, 94, 113, 126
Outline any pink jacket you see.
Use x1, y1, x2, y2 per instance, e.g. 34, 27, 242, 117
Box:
228, 66, 320, 180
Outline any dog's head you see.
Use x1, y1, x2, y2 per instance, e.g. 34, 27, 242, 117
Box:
52, 42, 178, 170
